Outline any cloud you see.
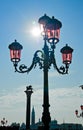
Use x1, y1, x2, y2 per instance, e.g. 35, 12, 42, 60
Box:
32, 87, 83, 124
0, 86, 83, 125
0, 86, 25, 109
49, 71, 60, 78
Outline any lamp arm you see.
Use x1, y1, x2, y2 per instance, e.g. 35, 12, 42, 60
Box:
49, 50, 68, 74
52, 55, 68, 74
14, 50, 44, 73
13, 61, 34, 73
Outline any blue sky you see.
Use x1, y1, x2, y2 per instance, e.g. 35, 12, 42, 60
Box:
0, 0, 83, 125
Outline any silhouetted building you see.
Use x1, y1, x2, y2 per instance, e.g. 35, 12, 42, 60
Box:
60, 123, 83, 130
30, 121, 83, 130
20, 107, 83, 130
20, 123, 26, 130
0, 126, 19, 130
30, 119, 59, 130
31, 106, 35, 125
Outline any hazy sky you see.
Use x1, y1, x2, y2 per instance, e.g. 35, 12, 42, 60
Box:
0, 0, 83, 125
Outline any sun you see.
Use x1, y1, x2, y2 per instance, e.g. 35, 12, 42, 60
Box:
31, 26, 41, 37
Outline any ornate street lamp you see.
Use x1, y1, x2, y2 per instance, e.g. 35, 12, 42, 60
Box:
8, 14, 73, 130
60, 44, 73, 73
75, 86, 83, 119
75, 105, 83, 118
8, 39, 23, 69
38, 14, 62, 44
8, 39, 23, 62
1, 118, 8, 126
79, 85, 83, 89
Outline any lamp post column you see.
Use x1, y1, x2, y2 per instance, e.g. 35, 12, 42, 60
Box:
42, 41, 51, 130
24, 86, 33, 130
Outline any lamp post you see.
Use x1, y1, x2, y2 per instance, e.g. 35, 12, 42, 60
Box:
79, 85, 83, 89
24, 85, 33, 130
8, 14, 73, 130
75, 86, 83, 118
75, 105, 83, 118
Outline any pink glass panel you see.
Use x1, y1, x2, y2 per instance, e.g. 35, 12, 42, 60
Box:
47, 29, 60, 40
10, 50, 21, 60
62, 53, 72, 64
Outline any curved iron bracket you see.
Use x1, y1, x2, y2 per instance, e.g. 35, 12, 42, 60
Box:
49, 51, 69, 74
13, 50, 44, 73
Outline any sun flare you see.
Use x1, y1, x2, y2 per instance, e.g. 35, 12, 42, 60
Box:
31, 26, 41, 37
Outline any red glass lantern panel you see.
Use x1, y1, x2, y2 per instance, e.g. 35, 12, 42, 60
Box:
10, 50, 21, 62
47, 28, 60, 43
75, 110, 78, 115
80, 105, 83, 110
60, 44, 73, 64
38, 14, 51, 36
62, 53, 72, 64
40, 24, 45, 36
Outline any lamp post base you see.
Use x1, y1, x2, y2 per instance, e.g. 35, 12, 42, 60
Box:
42, 111, 51, 130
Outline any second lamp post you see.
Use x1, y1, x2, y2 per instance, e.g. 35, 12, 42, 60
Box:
8, 14, 73, 130
75, 105, 83, 118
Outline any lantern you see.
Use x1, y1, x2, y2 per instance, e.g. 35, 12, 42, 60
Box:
80, 105, 83, 110
46, 16, 62, 44
75, 110, 78, 116
60, 44, 73, 64
8, 40, 23, 62
38, 14, 51, 36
